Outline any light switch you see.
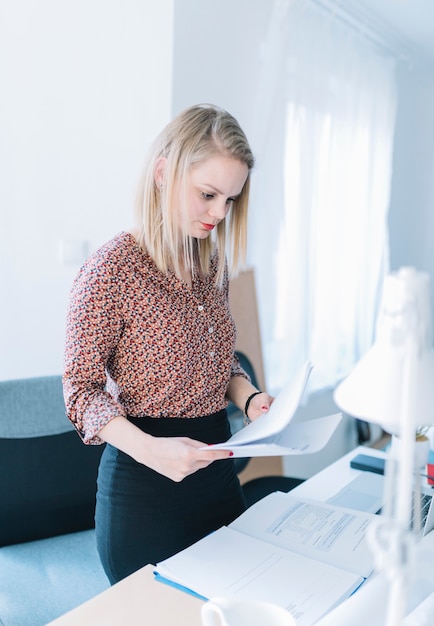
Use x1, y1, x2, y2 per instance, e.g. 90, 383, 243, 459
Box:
58, 239, 89, 266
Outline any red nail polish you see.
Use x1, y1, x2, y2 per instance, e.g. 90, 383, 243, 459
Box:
261, 406, 268, 410
229, 451, 234, 456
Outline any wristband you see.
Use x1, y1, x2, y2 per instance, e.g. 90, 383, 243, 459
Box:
243, 391, 262, 425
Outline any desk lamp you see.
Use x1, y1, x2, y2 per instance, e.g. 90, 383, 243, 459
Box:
334, 267, 434, 626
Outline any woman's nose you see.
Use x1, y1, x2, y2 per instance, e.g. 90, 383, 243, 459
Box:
209, 200, 229, 220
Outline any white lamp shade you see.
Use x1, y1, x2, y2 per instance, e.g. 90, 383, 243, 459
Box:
334, 268, 434, 434
334, 342, 434, 432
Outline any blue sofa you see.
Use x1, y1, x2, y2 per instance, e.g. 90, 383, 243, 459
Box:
0, 376, 109, 626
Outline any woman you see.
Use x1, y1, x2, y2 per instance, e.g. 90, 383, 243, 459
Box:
63, 104, 273, 584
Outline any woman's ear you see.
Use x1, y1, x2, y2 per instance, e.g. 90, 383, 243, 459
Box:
154, 157, 167, 187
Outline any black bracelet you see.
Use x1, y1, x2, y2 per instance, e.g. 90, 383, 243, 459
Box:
244, 391, 262, 419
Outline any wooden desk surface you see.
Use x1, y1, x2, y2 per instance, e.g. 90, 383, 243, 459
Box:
48, 564, 203, 626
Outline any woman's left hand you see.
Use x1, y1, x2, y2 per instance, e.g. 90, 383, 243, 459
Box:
246, 392, 274, 421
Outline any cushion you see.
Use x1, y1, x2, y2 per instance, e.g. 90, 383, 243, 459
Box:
0, 431, 104, 546
0, 530, 109, 626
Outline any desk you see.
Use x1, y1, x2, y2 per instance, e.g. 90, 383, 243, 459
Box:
47, 563, 203, 626
47, 446, 433, 626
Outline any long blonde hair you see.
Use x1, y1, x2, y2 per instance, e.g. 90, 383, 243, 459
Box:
134, 104, 255, 287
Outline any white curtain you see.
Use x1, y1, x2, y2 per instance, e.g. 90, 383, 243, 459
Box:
247, 0, 397, 395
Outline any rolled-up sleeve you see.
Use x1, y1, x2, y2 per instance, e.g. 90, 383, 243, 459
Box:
63, 256, 127, 445
230, 352, 251, 382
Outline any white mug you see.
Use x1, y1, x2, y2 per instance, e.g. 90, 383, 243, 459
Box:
201, 596, 296, 626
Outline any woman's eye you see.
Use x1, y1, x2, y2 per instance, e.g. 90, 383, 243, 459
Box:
201, 192, 214, 200
226, 197, 235, 205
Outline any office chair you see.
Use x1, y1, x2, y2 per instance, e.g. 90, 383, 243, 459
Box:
230, 352, 304, 508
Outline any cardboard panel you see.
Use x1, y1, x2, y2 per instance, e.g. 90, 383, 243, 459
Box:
229, 268, 266, 391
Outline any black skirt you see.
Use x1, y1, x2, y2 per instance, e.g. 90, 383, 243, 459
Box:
95, 410, 246, 584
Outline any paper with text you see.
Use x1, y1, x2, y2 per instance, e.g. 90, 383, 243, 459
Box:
155, 526, 364, 626
226, 362, 314, 444
204, 362, 342, 457
230, 492, 376, 577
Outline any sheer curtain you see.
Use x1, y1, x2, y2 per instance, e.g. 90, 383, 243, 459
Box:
247, 0, 397, 395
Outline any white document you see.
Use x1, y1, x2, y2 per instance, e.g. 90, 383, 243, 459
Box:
155, 493, 374, 625
205, 361, 342, 457
230, 491, 376, 577
212, 413, 342, 457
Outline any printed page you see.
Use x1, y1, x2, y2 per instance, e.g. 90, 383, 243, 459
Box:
211, 413, 342, 457
205, 361, 313, 450
155, 526, 364, 626
229, 492, 376, 577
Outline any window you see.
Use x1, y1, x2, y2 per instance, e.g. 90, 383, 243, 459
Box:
247, 0, 397, 394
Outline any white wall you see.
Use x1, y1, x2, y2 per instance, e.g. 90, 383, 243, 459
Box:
388, 64, 434, 313
0, 0, 173, 380
172, 0, 271, 148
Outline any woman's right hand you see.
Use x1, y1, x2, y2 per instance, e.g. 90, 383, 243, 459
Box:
142, 435, 233, 482
98, 416, 233, 482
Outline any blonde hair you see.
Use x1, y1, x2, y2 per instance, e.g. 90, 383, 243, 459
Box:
134, 104, 255, 287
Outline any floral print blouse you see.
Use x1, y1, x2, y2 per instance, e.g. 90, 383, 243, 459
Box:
63, 232, 247, 444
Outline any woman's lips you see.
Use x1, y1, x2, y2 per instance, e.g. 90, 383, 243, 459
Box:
201, 223, 215, 231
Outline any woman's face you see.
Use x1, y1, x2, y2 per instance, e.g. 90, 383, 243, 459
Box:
183, 155, 248, 239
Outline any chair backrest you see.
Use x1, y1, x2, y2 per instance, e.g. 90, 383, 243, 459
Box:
0, 376, 104, 547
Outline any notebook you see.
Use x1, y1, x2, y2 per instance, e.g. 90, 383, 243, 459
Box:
327, 470, 434, 537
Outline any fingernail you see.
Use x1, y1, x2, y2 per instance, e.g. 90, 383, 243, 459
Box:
229, 451, 234, 456
261, 406, 268, 410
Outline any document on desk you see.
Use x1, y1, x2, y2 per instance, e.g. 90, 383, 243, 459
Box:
155, 492, 376, 625
230, 491, 376, 577
204, 361, 343, 457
